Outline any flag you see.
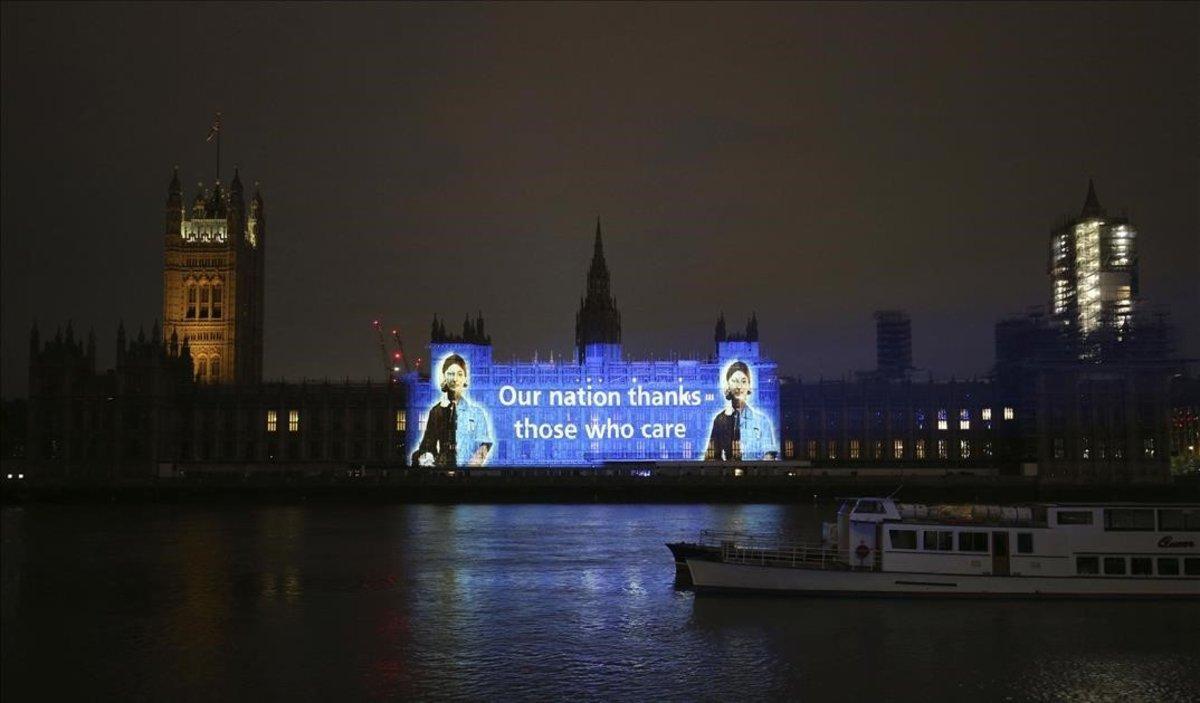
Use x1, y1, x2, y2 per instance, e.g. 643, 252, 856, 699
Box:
206, 112, 221, 142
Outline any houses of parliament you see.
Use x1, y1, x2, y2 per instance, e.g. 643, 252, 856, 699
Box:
18, 166, 1198, 481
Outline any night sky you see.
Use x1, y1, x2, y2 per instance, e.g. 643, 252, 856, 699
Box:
2, 3, 1196, 398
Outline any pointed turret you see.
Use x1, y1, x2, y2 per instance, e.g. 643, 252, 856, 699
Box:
715, 313, 727, 343
167, 166, 182, 206
748, 312, 759, 342
169, 328, 179, 356
1080, 179, 1106, 220
192, 182, 208, 217
116, 320, 126, 361
475, 311, 486, 343
588, 216, 610, 295
575, 218, 622, 361
431, 315, 441, 342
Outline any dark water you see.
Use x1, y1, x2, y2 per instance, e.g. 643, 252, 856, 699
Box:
3, 504, 1198, 702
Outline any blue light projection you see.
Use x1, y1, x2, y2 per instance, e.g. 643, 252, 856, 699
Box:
406, 339, 779, 467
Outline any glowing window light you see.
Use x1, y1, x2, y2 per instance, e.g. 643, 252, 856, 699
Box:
267, 410, 278, 432
288, 410, 299, 432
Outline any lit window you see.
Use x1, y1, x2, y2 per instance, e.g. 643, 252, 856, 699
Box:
915, 439, 926, 459
288, 410, 299, 432
849, 439, 861, 460
1003, 407, 1015, 421
893, 439, 904, 458
981, 408, 992, 421
1143, 438, 1156, 459
938, 419, 948, 431
959, 409, 969, 430
395, 410, 407, 432
267, 410, 278, 432
784, 440, 794, 458
937, 440, 947, 459
827, 440, 838, 460
807, 440, 818, 459
960, 439, 971, 459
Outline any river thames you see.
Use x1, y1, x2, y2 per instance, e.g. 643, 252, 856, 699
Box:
3, 503, 1198, 701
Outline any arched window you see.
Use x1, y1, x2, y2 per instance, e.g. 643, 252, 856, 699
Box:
186, 284, 197, 318
199, 284, 210, 318
209, 356, 221, 381
196, 355, 208, 381
211, 282, 223, 319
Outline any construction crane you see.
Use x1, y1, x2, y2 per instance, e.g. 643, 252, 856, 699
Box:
391, 327, 411, 374
371, 320, 392, 383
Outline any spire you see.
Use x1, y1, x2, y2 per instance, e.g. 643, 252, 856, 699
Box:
591, 216, 607, 275
1080, 179, 1105, 220
748, 312, 759, 342
168, 166, 181, 198
715, 313, 727, 343
231, 165, 242, 192
431, 315, 440, 342
576, 217, 622, 359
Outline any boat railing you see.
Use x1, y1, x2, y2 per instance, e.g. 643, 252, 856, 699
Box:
699, 530, 846, 570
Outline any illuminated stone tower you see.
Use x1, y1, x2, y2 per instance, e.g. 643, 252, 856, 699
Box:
574, 218, 622, 364
162, 166, 265, 384
1048, 180, 1138, 356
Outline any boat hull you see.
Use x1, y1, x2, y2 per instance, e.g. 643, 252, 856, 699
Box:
686, 558, 1200, 598
666, 542, 719, 587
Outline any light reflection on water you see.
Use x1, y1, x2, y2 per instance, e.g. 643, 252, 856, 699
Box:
2, 504, 1198, 701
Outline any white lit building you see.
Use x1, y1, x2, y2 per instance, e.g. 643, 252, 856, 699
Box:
1048, 181, 1139, 357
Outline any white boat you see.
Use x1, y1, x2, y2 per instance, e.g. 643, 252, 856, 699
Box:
673, 498, 1200, 598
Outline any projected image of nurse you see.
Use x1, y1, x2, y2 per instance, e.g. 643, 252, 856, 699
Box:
414, 353, 495, 467
705, 361, 779, 461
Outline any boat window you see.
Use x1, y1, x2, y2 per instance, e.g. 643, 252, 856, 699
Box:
856, 500, 884, 514
1017, 533, 1033, 554
923, 530, 953, 551
1056, 511, 1093, 526
1158, 508, 1200, 532
1157, 558, 1179, 576
889, 530, 917, 550
1104, 509, 1155, 531
1103, 557, 1126, 575
1076, 556, 1099, 575
1130, 557, 1153, 576
1186, 559, 1200, 576
957, 532, 988, 552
